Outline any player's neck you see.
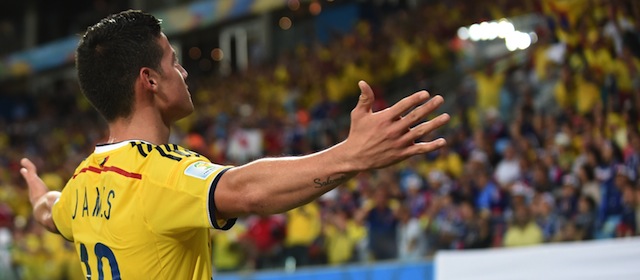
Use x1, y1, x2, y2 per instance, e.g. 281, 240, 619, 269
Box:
106, 110, 171, 145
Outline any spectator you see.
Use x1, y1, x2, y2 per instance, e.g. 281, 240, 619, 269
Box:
602, 3, 635, 57
574, 195, 598, 240
431, 145, 464, 179
427, 169, 452, 198
577, 163, 602, 206
494, 143, 522, 188
472, 63, 505, 118
553, 221, 582, 242
503, 204, 544, 247
283, 202, 322, 267
539, 151, 564, 187
617, 182, 637, 237
404, 174, 429, 218
396, 205, 426, 261
474, 171, 503, 218
454, 200, 492, 249
429, 194, 461, 251
323, 208, 366, 265
532, 192, 562, 242
212, 221, 248, 272
623, 130, 640, 179
243, 215, 286, 270
363, 187, 398, 260
530, 161, 553, 193
556, 174, 580, 219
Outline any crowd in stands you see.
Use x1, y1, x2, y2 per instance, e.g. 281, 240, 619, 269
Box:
1, 0, 639, 278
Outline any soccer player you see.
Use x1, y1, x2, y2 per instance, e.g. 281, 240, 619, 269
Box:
20, 10, 450, 280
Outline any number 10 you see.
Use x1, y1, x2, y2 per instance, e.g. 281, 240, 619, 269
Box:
80, 242, 121, 280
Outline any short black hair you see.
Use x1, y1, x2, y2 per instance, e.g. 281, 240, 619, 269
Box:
580, 163, 595, 181
76, 10, 164, 122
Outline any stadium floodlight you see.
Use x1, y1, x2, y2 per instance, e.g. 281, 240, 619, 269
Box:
486, 22, 500, 40
457, 26, 470, 40
461, 18, 535, 52
505, 31, 532, 51
529, 32, 538, 44
505, 32, 519, 51
497, 19, 515, 39
517, 32, 532, 50
479, 22, 491, 40
468, 24, 481, 41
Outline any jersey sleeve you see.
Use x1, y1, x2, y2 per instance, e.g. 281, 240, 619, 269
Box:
142, 158, 237, 235
51, 182, 75, 241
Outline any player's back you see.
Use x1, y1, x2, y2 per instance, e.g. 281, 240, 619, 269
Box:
52, 140, 231, 280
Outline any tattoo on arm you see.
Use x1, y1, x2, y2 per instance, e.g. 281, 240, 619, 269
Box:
313, 175, 348, 188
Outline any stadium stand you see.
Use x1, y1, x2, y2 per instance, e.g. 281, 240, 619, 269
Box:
0, 0, 639, 279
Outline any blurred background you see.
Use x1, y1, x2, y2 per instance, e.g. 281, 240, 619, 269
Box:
0, 0, 639, 279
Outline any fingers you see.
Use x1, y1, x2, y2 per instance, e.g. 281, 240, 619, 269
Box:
407, 137, 448, 155
20, 158, 48, 205
388, 90, 431, 119
353, 80, 375, 115
400, 95, 445, 129
20, 158, 38, 180
405, 113, 450, 141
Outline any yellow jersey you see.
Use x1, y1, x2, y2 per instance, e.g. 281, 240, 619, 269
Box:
52, 140, 235, 280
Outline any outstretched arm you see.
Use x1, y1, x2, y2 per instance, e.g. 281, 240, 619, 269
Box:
20, 158, 61, 233
215, 81, 450, 218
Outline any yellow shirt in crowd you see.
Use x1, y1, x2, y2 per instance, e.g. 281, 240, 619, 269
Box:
474, 70, 505, 112
324, 221, 366, 265
285, 202, 322, 247
503, 221, 544, 247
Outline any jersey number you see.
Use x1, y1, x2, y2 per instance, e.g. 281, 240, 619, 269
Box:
80, 242, 121, 280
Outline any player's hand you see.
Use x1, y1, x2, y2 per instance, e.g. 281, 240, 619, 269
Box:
343, 80, 449, 171
20, 158, 61, 233
20, 158, 49, 205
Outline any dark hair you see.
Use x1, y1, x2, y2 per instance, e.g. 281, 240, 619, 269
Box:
586, 145, 604, 166
580, 163, 595, 181
76, 10, 164, 121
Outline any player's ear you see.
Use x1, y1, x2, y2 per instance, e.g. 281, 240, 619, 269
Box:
140, 67, 159, 91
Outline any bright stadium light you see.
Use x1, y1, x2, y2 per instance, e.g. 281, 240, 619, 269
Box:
505, 31, 532, 51
497, 19, 515, 39
486, 21, 499, 40
479, 22, 490, 40
461, 18, 535, 51
469, 23, 481, 41
457, 26, 470, 40
529, 32, 538, 44
505, 33, 518, 51
517, 32, 532, 49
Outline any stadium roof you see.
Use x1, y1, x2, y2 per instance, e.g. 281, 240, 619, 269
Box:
0, 0, 287, 81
